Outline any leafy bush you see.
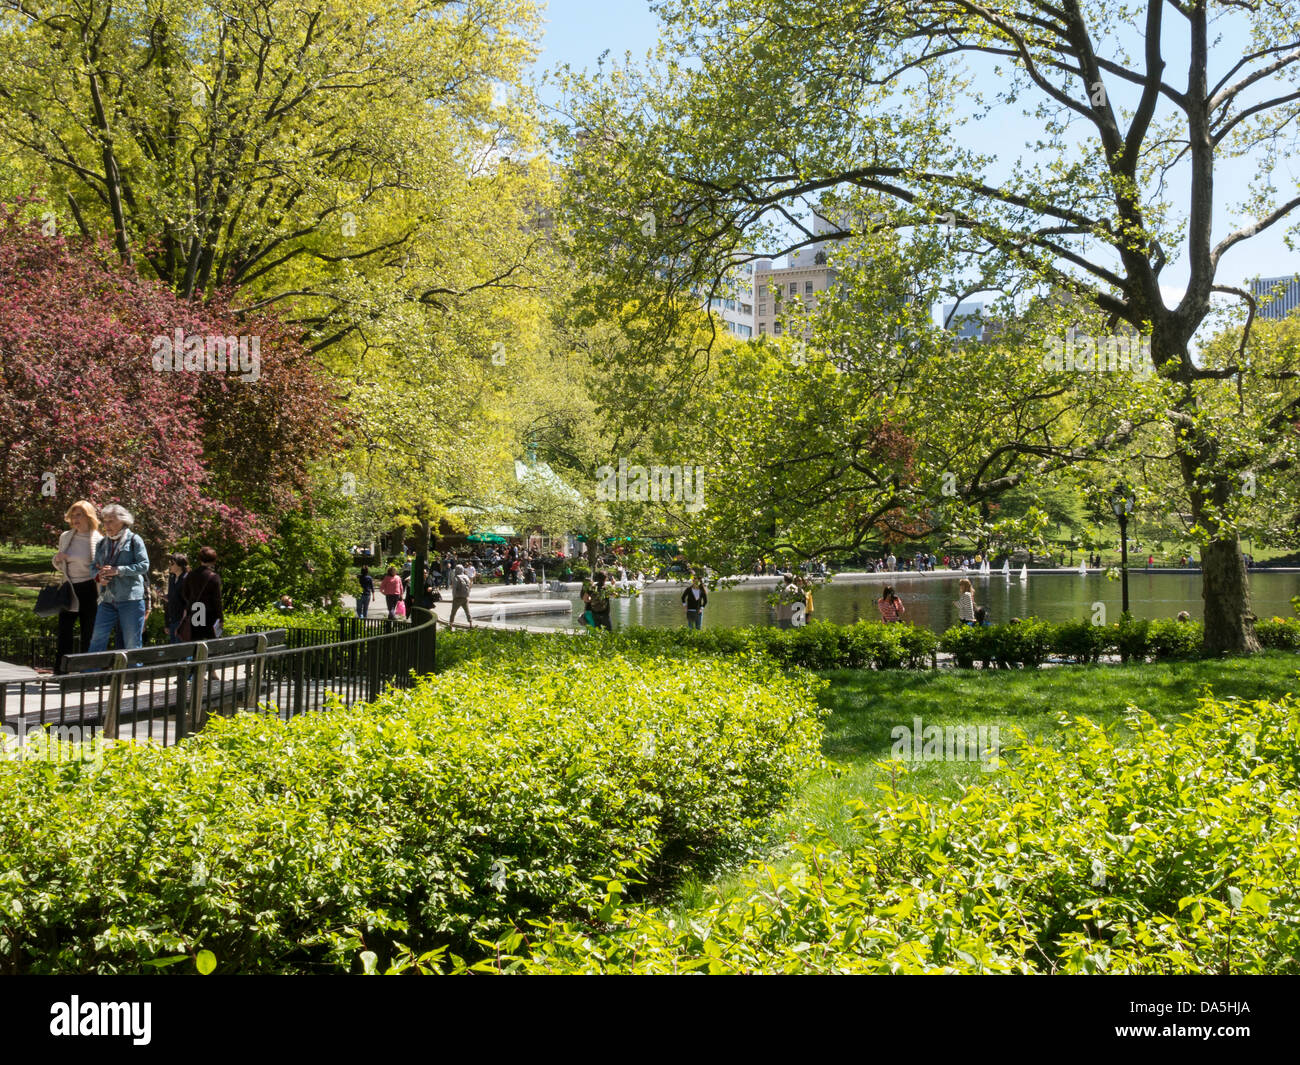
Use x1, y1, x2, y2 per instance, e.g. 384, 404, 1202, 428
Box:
224, 606, 351, 635
0, 645, 823, 974
0, 605, 55, 640
1052, 619, 1114, 663
436, 621, 939, 674
1258, 617, 1300, 651
1144, 618, 1204, 659
486, 693, 1300, 974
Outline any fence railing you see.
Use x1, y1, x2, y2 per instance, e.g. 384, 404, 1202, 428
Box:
0, 636, 59, 671
0, 608, 436, 749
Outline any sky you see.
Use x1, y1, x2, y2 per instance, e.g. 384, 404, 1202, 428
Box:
530, 1, 1300, 305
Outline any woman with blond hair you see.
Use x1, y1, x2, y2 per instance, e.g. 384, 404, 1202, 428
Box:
51, 501, 102, 671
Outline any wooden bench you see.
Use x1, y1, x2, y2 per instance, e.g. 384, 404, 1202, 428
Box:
62, 630, 287, 673
60, 630, 289, 737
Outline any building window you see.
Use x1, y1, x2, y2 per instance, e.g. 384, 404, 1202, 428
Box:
806, 281, 814, 294
774, 322, 782, 335
759, 323, 766, 334
758, 304, 766, 316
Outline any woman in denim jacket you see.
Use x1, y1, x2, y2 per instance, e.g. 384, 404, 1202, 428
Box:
87, 504, 151, 653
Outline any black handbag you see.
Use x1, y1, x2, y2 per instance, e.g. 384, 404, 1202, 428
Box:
34, 564, 78, 617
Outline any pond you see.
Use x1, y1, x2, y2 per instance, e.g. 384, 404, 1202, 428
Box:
533, 570, 1300, 633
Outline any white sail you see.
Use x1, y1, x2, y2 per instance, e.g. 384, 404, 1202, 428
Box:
1078, 559, 1087, 575
1002, 559, 1010, 577
1019, 564, 1028, 581
980, 560, 990, 575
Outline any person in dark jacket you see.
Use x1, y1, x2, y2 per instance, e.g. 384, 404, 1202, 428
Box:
182, 547, 224, 640
681, 575, 708, 629
356, 566, 374, 618
165, 553, 190, 642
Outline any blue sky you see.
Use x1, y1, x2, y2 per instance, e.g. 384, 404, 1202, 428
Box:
531, 1, 1300, 300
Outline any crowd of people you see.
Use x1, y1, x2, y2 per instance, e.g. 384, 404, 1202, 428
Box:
49, 500, 224, 672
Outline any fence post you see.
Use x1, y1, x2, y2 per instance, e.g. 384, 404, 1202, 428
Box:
292, 650, 306, 718
412, 608, 437, 675
365, 632, 381, 703
103, 652, 128, 737
174, 657, 190, 741
245, 634, 268, 711
188, 643, 210, 733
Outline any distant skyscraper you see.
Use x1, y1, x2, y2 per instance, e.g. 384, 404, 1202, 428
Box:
1250, 275, 1300, 320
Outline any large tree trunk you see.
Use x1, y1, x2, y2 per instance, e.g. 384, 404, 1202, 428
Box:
1200, 537, 1260, 655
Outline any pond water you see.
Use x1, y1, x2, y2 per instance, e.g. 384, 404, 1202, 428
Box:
531, 570, 1300, 633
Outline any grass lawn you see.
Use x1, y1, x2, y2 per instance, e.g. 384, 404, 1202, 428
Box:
673, 652, 1300, 912
0, 545, 52, 608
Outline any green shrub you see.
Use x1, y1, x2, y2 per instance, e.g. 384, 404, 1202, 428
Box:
0, 606, 56, 641
437, 622, 940, 674
487, 692, 1300, 974
224, 607, 351, 634
1145, 618, 1203, 659
0, 646, 823, 974
1053, 619, 1114, 663
1258, 617, 1300, 651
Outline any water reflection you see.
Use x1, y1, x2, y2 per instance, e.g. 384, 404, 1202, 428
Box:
534, 572, 1300, 633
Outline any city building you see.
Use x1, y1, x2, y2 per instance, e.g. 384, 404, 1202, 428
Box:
754, 248, 839, 341
939, 301, 988, 341
1249, 275, 1300, 320
703, 260, 755, 339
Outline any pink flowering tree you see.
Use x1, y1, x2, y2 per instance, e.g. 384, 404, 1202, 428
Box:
0, 204, 343, 554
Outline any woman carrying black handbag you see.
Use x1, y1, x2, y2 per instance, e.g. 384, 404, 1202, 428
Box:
49, 501, 102, 672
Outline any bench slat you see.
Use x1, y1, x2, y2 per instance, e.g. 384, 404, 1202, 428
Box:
63, 629, 287, 672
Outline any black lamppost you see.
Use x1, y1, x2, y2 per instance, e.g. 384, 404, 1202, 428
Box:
1110, 486, 1136, 614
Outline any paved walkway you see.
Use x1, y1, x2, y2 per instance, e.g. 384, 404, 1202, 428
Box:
0, 661, 40, 683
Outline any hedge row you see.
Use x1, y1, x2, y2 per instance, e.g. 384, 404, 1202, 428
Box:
462, 692, 1300, 974
438, 622, 940, 672
0, 646, 823, 974
438, 616, 1300, 672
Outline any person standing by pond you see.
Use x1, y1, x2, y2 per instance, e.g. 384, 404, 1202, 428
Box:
682, 575, 708, 629
956, 578, 977, 626
877, 585, 905, 623
52, 500, 102, 670
798, 576, 815, 620
585, 571, 614, 632
86, 505, 151, 653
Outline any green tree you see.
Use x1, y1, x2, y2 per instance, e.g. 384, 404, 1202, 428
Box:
553, 0, 1300, 653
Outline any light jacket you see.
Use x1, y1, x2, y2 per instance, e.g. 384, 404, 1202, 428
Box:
92, 531, 151, 603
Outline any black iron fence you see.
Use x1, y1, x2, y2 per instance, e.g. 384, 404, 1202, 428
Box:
0, 636, 59, 671
0, 608, 436, 748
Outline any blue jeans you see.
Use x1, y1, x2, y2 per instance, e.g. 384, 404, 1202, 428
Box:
686, 610, 702, 630
88, 598, 146, 653
356, 593, 371, 619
